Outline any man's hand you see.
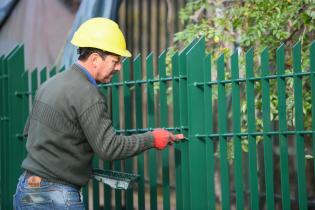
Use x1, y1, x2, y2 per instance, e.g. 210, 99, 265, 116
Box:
152, 129, 184, 150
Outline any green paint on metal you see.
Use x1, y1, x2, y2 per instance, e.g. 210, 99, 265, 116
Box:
1, 40, 315, 210
172, 52, 184, 210
146, 53, 158, 210
204, 54, 216, 210
178, 40, 192, 210
292, 42, 307, 210
276, 44, 291, 210
111, 73, 122, 210
40, 67, 47, 85
261, 48, 275, 210
93, 157, 100, 210
134, 55, 146, 210
123, 58, 134, 210
231, 51, 244, 210
186, 38, 207, 209
245, 48, 259, 210
217, 54, 230, 210
159, 50, 171, 210
310, 41, 315, 186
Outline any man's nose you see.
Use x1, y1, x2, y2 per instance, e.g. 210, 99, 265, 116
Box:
115, 63, 122, 71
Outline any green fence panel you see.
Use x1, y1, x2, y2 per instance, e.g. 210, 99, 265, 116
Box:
49, 66, 57, 77
217, 54, 231, 210
146, 53, 157, 210
123, 58, 134, 210
7, 46, 25, 208
92, 156, 100, 210
245, 48, 259, 210
276, 44, 291, 210
178, 39, 195, 210
292, 42, 307, 210
39, 67, 47, 85
204, 54, 216, 210
261, 48, 275, 210
111, 73, 122, 210
311, 41, 315, 185
1, 40, 315, 210
134, 55, 146, 210
171, 52, 183, 210
186, 37, 207, 209
231, 51, 244, 210
98, 84, 111, 210
158, 50, 171, 210
0, 55, 6, 209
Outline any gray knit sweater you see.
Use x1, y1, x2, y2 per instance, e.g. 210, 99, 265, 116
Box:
22, 64, 154, 187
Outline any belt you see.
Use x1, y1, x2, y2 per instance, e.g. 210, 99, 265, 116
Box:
24, 170, 81, 191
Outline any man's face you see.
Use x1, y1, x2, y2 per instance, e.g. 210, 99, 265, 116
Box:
95, 54, 122, 83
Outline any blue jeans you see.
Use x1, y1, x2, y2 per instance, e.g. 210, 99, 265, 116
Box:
13, 172, 85, 210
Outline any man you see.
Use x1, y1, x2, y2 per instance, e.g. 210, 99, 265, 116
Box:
13, 18, 179, 209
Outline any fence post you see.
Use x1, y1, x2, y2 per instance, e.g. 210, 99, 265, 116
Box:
171, 52, 183, 210
261, 48, 275, 210
276, 44, 291, 210
177, 39, 196, 210
158, 50, 171, 210
123, 58, 134, 210
134, 55, 145, 210
186, 37, 208, 209
245, 48, 259, 210
146, 53, 158, 210
6, 45, 26, 209
231, 51, 244, 210
292, 42, 307, 210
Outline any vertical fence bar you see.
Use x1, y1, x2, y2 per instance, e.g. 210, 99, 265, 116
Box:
7, 46, 24, 208
146, 53, 157, 210
3, 56, 9, 209
172, 52, 183, 210
93, 157, 100, 210
186, 38, 207, 209
49, 67, 56, 77
276, 44, 291, 210
31, 69, 38, 101
40, 67, 47, 85
134, 55, 145, 210
0, 56, 4, 209
204, 54, 216, 210
217, 54, 230, 210
261, 48, 275, 210
158, 51, 170, 210
112, 73, 122, 210
21, 70, 28, 158
245, 48, 259, 210
178, 40, 196, 210
123, 58, 134, 210
292, 42, 307, 210
99, 85, 111, 210
231, 51, 244, 210
103, 159, 112, 210
310, 41, 315, 183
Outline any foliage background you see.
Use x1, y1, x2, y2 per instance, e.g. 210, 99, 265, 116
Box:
166, 0, 315, 155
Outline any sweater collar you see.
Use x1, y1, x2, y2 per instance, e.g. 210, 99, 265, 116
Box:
75, 63, 97, 87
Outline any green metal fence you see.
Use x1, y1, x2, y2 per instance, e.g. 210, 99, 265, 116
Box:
1, 38, 315, 209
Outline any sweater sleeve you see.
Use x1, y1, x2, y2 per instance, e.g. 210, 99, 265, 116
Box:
79, 101, 154, 160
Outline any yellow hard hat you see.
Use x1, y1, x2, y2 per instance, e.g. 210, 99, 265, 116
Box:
71, 18, 131, 57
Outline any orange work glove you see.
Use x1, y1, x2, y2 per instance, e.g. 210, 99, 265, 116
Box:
152, 129, 184, 150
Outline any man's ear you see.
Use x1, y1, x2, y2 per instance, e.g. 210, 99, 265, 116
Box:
90, 53, 100, 67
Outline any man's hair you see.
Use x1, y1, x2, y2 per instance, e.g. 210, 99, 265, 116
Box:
78, 47, 108, 61
77, 47, 119, 61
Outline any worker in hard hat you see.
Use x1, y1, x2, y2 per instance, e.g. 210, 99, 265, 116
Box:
13, 18, 181, 209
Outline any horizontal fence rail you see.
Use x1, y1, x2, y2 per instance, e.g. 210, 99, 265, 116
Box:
1, 39, 315, 210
